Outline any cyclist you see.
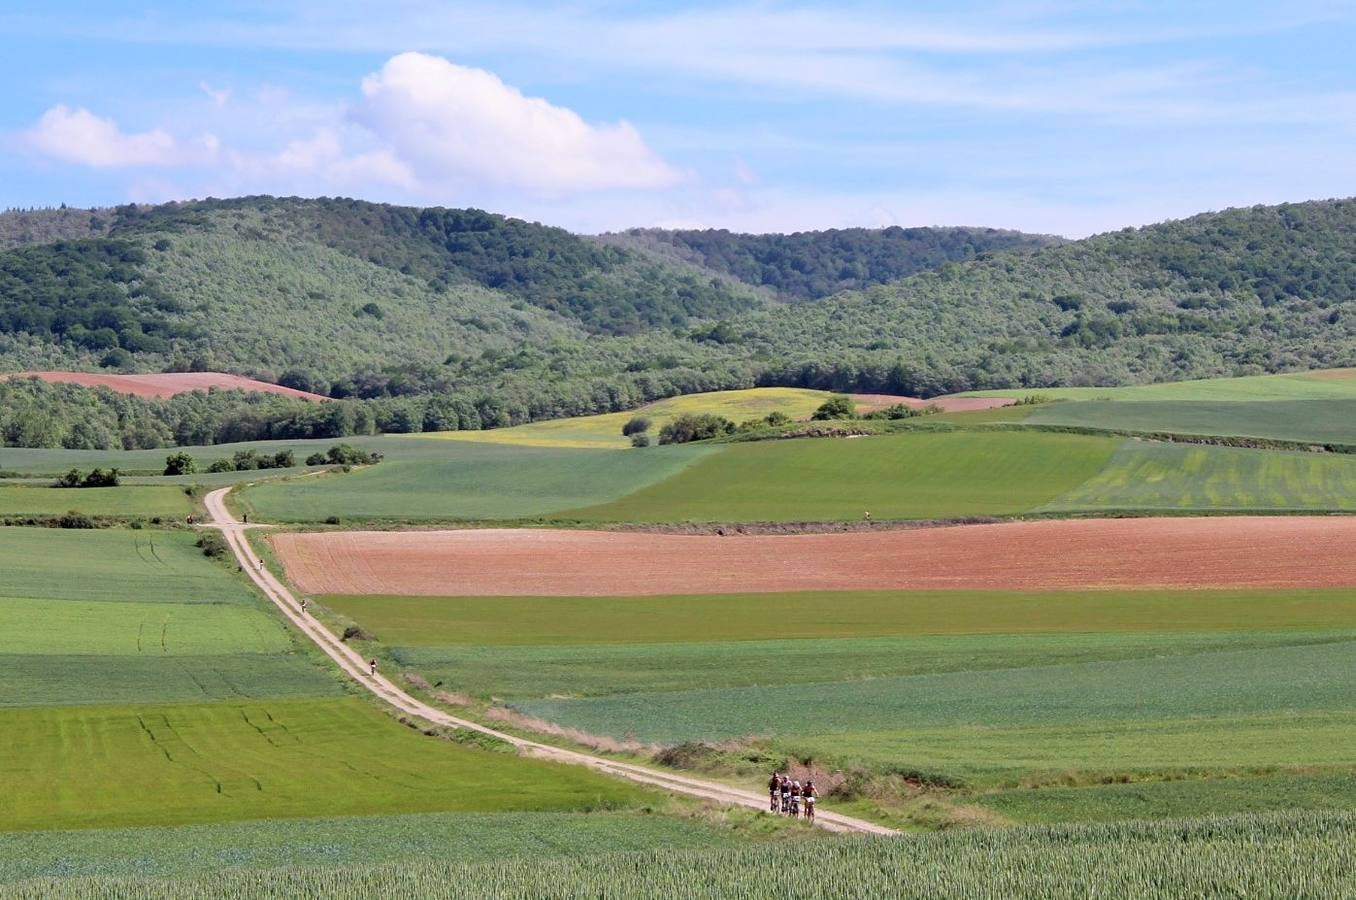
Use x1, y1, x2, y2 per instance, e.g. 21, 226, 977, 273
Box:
803, 780, 817, 822
768, 772, 782, 812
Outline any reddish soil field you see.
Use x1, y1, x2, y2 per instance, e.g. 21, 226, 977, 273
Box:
849, 393, 1015, 413
2, 371, 326, 401
273, 516, 1356, 597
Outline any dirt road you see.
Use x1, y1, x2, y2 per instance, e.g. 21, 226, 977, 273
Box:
202, 488, 891, 835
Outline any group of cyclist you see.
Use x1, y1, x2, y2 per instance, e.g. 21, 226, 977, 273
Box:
768, 772, 817, 821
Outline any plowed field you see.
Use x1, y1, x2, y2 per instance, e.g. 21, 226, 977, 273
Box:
849, 393, 1015, 413
3, 371, 326, 400
273, 516, 1356, 597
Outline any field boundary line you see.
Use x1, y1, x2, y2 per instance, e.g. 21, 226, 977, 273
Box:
201, 488, 893, 836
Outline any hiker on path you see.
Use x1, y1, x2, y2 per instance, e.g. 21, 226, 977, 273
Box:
299, 598, 308, 614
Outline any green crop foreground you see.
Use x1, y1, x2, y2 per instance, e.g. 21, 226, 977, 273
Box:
0, 811, 739, 882
6, 811, 1355, 899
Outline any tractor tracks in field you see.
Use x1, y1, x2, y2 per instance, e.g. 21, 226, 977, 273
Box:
200, 488, 894, 836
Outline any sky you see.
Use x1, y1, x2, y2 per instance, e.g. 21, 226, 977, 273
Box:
3, 1, 1355, 237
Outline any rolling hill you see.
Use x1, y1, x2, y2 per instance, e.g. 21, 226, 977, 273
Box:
3, 196, 1356, 449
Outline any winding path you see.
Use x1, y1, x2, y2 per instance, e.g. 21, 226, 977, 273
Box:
202, 488, 893, 835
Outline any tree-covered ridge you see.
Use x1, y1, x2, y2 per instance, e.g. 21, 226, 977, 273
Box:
0, 239, 193, 367
0, 206, 113, 250
709, 198, 1356, 395
606, 225, 1059, 299
104, 197, 764, 335
4, 196, 1356, 449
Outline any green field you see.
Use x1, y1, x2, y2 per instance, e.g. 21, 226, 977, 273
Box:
328, 583, 1356, 824
0, 527, 259, 605
240, 440, 711, 522
1040, 440, 1356, 512
0, 697, 645, 830
565, 430, 1117, 522
0, 484, 193, 517
0, 653, 343, 708
390, 630, 1353, 700
514, 639, 1356, 746
0, 811, 740, 882
9, 811, 1355, 899
324, 587, 1356, 647
966, 368, 1356, 401
976, 770, 1356, 824
0, 525, 672, 839
0, 597, 292, 655
1026, 398, 1356, 445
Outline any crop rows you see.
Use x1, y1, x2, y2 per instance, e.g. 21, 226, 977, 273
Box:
7, 810, 1354, 899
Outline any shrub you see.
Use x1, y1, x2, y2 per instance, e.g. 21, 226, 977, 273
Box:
163, 451, 196, 476
195, 532, 228, 558
621, 416, 652, 436
305, 452, 327, 466
342, 625, 376, 642
206, 458, 234, 473
658, 413, 736, 445
863, 403, 936, 420
57, 511, 96, 529
54, 468, 120, 488
83, 468, 119, 487
811, 396, 857, 420
324, 443, 383, 465
630, 433, 652, 448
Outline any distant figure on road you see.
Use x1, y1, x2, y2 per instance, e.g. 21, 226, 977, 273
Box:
864, 511, 871, 522
243, 513, 248, 524
300, 598, 308, 614
369, 659, 378, 677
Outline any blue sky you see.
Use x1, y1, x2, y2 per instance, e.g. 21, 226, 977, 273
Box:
3, 1, 1355, 236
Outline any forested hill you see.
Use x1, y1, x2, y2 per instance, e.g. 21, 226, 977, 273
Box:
734, 197, 1356, 395
603, 225, 1059, 299
3, 195, 1356, 449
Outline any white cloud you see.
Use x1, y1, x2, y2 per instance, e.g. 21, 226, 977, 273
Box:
199, 81, 232, 107
23, 105, 210, 167
354, 52, 679, 193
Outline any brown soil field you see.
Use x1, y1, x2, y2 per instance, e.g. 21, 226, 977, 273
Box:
273, 516, 1356, 597
2, 371, 326, 401
849, 393, 1015, 413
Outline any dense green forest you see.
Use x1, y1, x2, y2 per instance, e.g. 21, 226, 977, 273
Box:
605, 225, 1058, 299
2, 196, 1356, 448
